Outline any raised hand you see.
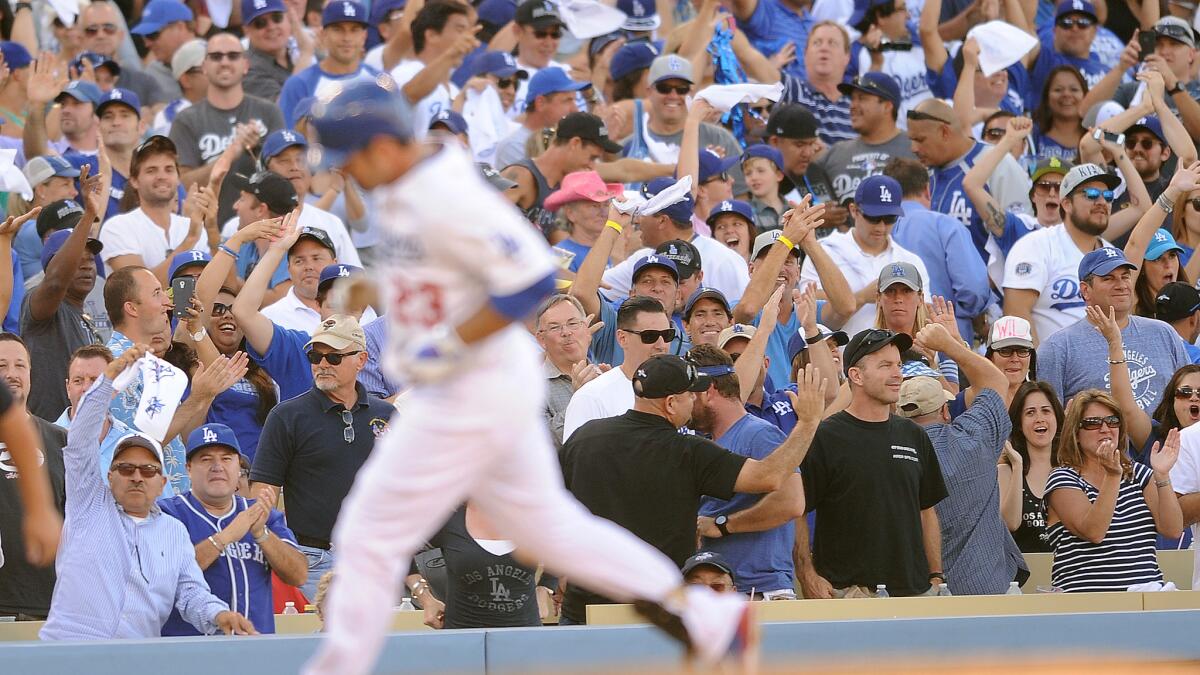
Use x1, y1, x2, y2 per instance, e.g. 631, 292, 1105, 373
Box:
191, 352, 250, 399
570, 359, 608, 391
768, 41, 796, 69
230, 216, 285, 248
26, 51, 67, 106
786, 363, 827, 424
928, 295, 962, 342
1169, 160, 1200, 194
105, 344, 148, 380
267, 210, 303, 253
793, 282, 818, 333
961, 37, 980, 67
781, 195, 826, 245
78, 164, 104, 216
1084, 305, 1123, 349
1005, 115, 1033, 143
1137, 68, 1166, 104
759, 283, 786, 335
913, 321, 957, 355
1151, 427, 1180, 476
0, 206, 42, 240
999, 440, 1022, 467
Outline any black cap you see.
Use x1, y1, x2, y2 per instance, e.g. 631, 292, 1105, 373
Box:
36, 199, 85, 239
682, 551, 735, 581
632, 354, 712, 398
842, 328, 913, 375
655, 239, 701, 279
1156, 281, 1200, 323
290, 226, 337, 256
236, 170, 299, 216
514, 0, 563, 28
766, 104, 818, 140
555, 112, 623, 154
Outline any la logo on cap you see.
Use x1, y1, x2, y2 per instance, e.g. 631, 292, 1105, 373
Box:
1103, 248, 1120, 258
283, 130, 297, 142
1154, 231, 1168, 242
721, 200, 732, 210
110, 90, 122, 99
646, 255, 660, 263
879, 185, 893, 202
341, 1, 356, 15
890, 263, 905, 276
668, 55, 684, 71
1073, 0, 1084, 9
337, 266, 351, 277
254, 0, 266, 8
633, 0, 646, 16
202, 427, 218, 444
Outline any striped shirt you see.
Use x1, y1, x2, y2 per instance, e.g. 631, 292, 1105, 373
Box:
41, 377, 229, 639
1045, 463, 1163, 592
780, 77, 856, 146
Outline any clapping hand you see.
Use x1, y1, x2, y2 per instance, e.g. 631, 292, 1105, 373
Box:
786, 363, 827, 425
1150, 427, 1180, 476
191, 352, 250, 399
1168, 161, 1200, 194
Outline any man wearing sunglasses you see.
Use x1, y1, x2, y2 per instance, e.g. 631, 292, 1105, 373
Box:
1025, 0, 1108, 97
130, 0, 195, 102
511, 0, 575, 114
42, 345, 258, 640
250, 314, 394, 601
1121, 116, 1176, 204
79, 1, 165, 111
243, 0, 311, 104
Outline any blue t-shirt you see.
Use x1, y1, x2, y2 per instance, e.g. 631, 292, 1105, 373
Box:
992, 212, 1039, 257
279, 64, 381, 128
699, 414, 797, 593
929, 140, 996, 259
236, 241, 290, 288
554, 238, 595, 273
159, 492, 298, 635
751, 308, 802, 390
246, 323, 313, 402
739, 0, 812, 80
206, 377, 268, 461
746, 384, 798, 434
14, 218, 42, 282
1186, 342, 1200, 365
1031, 128, 1078, 163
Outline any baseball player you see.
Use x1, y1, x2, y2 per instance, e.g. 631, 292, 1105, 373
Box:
301, 80, 758, 675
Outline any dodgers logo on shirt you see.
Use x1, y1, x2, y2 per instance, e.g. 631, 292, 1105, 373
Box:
1049, 277, 1084, 312
0, 444, 45, 476
369, 418, 390, 437
1016, 262, 1032, 276
1102, 351, 1159, 410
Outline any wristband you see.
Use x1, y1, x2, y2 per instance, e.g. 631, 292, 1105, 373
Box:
1156, 478, 1172, 488
1156, 192, 1176, 214
928, 572, 945, 581
776, 234, 796, 250
605, 220, 623, 234
218, 244, 238, 258
805, 333, 824, 345
208, 535, 224, 553
1107, 358, 1127, 364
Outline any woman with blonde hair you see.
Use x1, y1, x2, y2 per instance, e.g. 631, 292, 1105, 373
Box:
874, 268, 959, 393
1044, 390, 1183, 592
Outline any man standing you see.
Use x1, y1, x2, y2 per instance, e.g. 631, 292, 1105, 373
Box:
130, 0, 195, 102
780, 22, 855, 145
764, 106, 841, 230
391, 0, 478, 138
535, 294, 599, 450
278, 1, 377, 128
797, 328, 948, 598
815, 72, 914, 203
160, 423, 307, 635
510, 0, 573, 113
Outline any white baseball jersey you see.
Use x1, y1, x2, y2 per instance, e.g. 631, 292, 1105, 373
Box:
372, 143, 559, 375
1171, 423, 1200, 590
1002, 224, 1103, 342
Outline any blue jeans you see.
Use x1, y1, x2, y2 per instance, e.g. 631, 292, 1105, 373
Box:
297, 544, 336, 604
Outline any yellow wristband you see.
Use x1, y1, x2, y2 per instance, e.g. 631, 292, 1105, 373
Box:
605, 220, 623, 234
777, 235, 795, 250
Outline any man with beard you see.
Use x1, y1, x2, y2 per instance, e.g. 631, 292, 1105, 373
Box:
1005, 163, 1120, 343
243, 0, 312, 104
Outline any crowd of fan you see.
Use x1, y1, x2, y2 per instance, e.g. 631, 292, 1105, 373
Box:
0, 0, 1196, 641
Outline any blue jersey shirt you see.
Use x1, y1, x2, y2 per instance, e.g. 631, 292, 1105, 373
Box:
929, 140, 996, 259
279, 63, 381, 128
158, 492, 299, 635
235, 241, 291, 288
246, 323, 313, 403
698, 414, 797, 593
207, 378, 269, 461
928, 53, 1029, 116
739, 0, 812, 81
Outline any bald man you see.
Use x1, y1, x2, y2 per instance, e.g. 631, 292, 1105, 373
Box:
906, 99, 1031, 263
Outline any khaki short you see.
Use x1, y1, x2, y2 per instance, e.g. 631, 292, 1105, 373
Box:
832, 584, 937, 598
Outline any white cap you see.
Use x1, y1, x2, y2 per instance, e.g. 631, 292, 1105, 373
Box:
171, 39, 207, 79
114, 432, 166, 465
988, 316, 1034, 350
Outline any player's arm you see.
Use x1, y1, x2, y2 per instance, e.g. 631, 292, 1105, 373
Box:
733, 366, 824, 493
921, 507, 943, 585
701, 473, 804, 536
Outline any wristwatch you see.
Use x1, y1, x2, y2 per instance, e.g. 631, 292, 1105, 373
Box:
1168, 82, 1183, 96
714, 514, 731, 537
805, 332, 824, 345
190, 326, 208, 342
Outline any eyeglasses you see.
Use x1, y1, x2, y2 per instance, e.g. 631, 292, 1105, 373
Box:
994, 346, 1033, 358
655, 82, 691, 96
1174, 386, 1200, 399
906, 109, 952, 125
863, 214, 898, 225
1124, 137, 1159, 151
340, 409, 355, 444
84, 23, 119, 35
534, 29, 562, 40
212, 302, 232, 317
621, 327, 677, 344
1080, 187, 1115, 202
1034, 180, 1061, 193
496, 77, 517, 89
539, 319, 586, 335
983, 127, 1007, 140
250, 13, 286, 29
306, 350, 361, 365
207, 51, 244, 62
1079, 415, 1121, 430
111, 462, 162, 478
703, 172, 730, 185
1057, 16, 1095, 29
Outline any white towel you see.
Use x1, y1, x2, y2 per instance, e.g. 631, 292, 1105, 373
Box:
0, 150, 32, 200
694, 83, 785, 112
622, 176, 692, 216
462, 86, 514, 166
205, 0, 234, 29
1126, 581, 1178, 592
557, 0, 627, 39
47, 0, 80, 26
125, 355, 187, 442
966, 21, 1040, 77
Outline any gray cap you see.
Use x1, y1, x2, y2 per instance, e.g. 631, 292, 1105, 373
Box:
648, 54, 693, 85
171, 39, 206, 79
751, 230, 801, 260
878, 261, 923, 292
1154, 16, 1195, 49
1059, 162, 1122, 197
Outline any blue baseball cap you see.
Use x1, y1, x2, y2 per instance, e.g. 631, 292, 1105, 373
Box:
640, 177, 695, 224
1128, 115, 1166, 144
609, 41, 660, 81
369, 0, 406, 25
470, 50, 526, 79
684, 287, 730, 320
1056, 0, 1097, 20
1146, 228, 1186, 261
706, 199, 755, 227
56, 80, 102, 105
632, 253, 679, 283
1078, 246, 1138, 279
525, 67, 590, 106
261, 128, 307, 165
478, 0, 518, 27
131, 0, 194, 35
322, 0, 368, 26
72, 51, 120, 76
618, 0, 660, 31
837, 72, 901, 105
242, 0, 287, 23
854, 175, 904, 218
318, 263, 363, 291
168, 249, 211, 280
741, 144, 785, 173
0, 42, 31, 70
310, 79, 413, 169
698, 149, 738, 184
849, 0, 892, 27
96, 88, 141, 117
40, 228, 103, 272
185, 423, 242, 459
429, 109, 468, 135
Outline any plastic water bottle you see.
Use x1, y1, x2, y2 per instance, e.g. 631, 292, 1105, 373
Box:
936, 583, 952, 596
398, 597, 416, 611
874, 584, 889, 598
282, 601, 298, 615
1006, 582, 1023, 595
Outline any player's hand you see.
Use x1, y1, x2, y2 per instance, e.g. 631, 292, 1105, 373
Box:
399, 324, 468, 385
215, 610, 259, 635
22, 504, 62, 567
421, 595, 446, 629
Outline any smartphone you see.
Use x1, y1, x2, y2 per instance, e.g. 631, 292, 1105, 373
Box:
1138, 30, 1157, 61
172, 276, 197, 321
878, 39, 914, 52
1091, 128, 1125, 146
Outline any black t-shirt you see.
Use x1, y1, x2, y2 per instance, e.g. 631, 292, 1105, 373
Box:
801, 411, 948, 597
560, 410, 747, 622
0, 414, 66, 616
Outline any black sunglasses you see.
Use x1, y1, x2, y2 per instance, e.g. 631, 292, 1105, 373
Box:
111, 462, 162, 478
1079, 415, 1121, 430
207, 51, 244, 62
1125, 137, 1158, 151
655, 82, 691, 96
1057, 16, 1095, 29
622, 327, 677, 344
703, 172, 730, 185
1174, 386, 1200, 399
907, 109, 952, 125
496, 77, 517, 89
1034, 180, 1061, 192
994, 346, 1033, 358
251, 13, 286, 29
307, 350, 361, 365
212, 302, 232, 317
863, 214, 898, 225
534, 29, 562, 39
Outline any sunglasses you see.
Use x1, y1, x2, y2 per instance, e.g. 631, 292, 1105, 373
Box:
1124, 137, 1159, 151
863, 214, 898, 225
340, 409, 355, 444
1190, 198, 1200, 211
748, 105, 771, 119
496, 77, 517, 89
1079, 415, 1121, 430
655, 82, 691, 96
994, 346, 1033, 358
1080, 187, 1115, 202
1057, 17, 1095, 29
983, 127, 1007, 140
306, 350, 361, 365
111, 462, 162, 478
207, 51, 244, 62
622, 327, 677, 344
212, 302, 232, 317
1174, 386, 1200, 399
703, 172, 730, 185
250, 12, 286, 29
84, 23, 119, 35
534, 29, 562, 39
1034, 180, 1061, 192
906, 109, 952, 125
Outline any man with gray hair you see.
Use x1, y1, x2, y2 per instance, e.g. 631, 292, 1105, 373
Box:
535, 294, 605, 449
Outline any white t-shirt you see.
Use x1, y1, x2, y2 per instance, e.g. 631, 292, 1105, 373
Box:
1002, 224, 1101, 343
1171, 423, 1200, 590
799, 231, 932, 337
297, 204, 363, 267
389, 58, 460, 141
98, 208, 209, 274
600, 234, 751, 306
562, 366, 633, 442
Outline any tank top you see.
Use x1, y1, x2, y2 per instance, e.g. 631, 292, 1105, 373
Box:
1013, 474, 1051, 553
513, 158, 557, 238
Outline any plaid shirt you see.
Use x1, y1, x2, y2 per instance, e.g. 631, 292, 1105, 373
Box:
544, 360, 574, 451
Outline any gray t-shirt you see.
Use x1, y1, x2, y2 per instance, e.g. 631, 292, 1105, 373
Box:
495, 126, 534, 169
144, 60, 182, 103
1038, 315, 1189, 412
815, 132, 917, 203
21, 293, 102, 422
168, 95, 286, 167
116, 68, 167, 107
